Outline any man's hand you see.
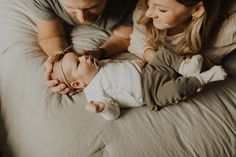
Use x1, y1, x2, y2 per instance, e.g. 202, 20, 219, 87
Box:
85, 101, 106, 113
44, 56, 78, 95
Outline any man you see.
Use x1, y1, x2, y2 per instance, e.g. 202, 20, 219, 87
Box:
27, 0, 137, 94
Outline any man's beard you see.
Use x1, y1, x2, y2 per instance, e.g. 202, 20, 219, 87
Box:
72, 12, 101, 25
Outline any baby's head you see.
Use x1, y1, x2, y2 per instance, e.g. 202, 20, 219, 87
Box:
51, 52, 99, 91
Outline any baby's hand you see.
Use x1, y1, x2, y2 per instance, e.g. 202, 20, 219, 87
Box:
85, 101, 106, 113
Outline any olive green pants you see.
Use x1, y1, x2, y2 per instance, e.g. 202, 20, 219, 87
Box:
142, 48, 201, 111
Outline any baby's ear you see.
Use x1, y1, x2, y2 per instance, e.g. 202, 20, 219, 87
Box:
70, 80, 86, 90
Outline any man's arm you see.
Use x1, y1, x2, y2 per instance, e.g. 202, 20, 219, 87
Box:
99, 25, 133, 57
36, 18, 69, 56
37, 18, 72, 94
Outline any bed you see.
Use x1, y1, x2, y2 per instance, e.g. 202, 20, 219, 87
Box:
0, 0, 236, 157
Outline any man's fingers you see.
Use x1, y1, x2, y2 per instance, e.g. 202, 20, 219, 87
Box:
68, 89, 81, 96
59, 87, 71, 94
44, 56, 73, 94
50, 83, 67, 93
44, 57, 54, 81
45, 79, 59, 87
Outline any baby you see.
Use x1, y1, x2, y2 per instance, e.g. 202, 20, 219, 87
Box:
48, 47, 227, 120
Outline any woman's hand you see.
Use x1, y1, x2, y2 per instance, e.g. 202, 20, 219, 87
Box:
143, 48, 156, 63
44, 56, 78, 95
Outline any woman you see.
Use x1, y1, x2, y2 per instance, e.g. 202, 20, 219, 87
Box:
128, 0, 235, 109
129, 0, 236, 65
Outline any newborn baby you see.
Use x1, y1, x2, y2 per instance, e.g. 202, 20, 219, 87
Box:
48, 48, 226, 120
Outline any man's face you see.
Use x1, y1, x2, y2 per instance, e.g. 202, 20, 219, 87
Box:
60, 0, 107, 25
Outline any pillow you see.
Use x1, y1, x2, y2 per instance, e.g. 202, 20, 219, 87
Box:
203, 3, 236, 66
222, 49, 236, 79
212, 3, 236, 47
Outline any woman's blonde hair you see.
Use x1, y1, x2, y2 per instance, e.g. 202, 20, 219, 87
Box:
138, 0, 231, 54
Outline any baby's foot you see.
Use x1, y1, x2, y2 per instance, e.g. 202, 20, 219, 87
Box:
178, 55, 203, 77
195, 65, 227, 85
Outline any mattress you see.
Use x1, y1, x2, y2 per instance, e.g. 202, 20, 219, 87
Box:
0, 0, 235, 157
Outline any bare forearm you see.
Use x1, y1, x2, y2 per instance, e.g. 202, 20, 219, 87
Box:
35, 18, 69, 56
99, 34, 130, 57
38, 36, 69, 56
99, 25, 132, 57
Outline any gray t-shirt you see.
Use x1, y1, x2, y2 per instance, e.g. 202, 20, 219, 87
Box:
27, 0, 137, 30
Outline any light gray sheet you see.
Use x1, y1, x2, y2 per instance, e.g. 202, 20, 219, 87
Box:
0, 0, 236, 157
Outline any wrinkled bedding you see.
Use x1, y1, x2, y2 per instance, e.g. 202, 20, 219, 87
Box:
0, 0, 236, 157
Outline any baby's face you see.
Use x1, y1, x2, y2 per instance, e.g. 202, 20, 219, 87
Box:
61, 53, 99, 83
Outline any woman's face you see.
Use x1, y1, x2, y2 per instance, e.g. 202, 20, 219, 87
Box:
60, 0, 107, 25
146, 0, 193, 32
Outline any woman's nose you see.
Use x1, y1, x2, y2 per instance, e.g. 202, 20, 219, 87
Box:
145, 7, 156, 18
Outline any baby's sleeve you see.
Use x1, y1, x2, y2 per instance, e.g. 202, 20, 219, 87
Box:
84, 73, 121, 120
86, 91, 120, 120
99, 101, 120, 121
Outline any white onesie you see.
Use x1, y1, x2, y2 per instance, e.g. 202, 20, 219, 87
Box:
84, 60, 144, 120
